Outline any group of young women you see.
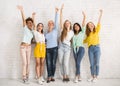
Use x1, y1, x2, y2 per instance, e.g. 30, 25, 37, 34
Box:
17, 4, 103, 85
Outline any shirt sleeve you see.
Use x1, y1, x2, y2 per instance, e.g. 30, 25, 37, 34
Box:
54, 13, 58, 30
96, 24, 101, 33
81, 26, 86, 33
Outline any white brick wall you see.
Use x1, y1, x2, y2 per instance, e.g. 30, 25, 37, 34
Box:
0, 0, 120, 79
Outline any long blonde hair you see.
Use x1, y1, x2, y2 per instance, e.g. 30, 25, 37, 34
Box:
61, 20, 72, 42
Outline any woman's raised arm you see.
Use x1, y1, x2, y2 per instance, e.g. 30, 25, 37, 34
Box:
17, 5, 26, 27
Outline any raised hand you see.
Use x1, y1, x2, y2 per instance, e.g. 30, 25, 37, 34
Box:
60, 4, 64, 29
82, 11, 86, 27
17, 5, 26, 27
32, 12, 36, 30
17, 5, 23, 11
82, 11, 86, 17
32, 12, 36, 16
61, 4, 64, 10
98, 9, 103, 24
55, 8, 59, 13
100, 9, 103, 14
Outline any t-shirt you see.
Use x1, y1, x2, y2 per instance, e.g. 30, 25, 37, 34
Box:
62, 30, 74, 46
84, 24, 101, 47
33, 30, 45, 43
22, 26, 33, 44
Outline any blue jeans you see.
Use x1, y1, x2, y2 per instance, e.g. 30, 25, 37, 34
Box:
46, 47, 58, 78
88, 45, 101, 76
73, 47, 85, 75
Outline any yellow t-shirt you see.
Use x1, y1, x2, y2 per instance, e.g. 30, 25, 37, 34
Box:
84, 24, 101, 47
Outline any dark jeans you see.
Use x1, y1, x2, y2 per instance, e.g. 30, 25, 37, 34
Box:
46, 47, 58, 78
88, 45, 101, 76
73, 47, 85, 75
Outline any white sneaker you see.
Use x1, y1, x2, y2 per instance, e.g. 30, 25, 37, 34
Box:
74, 78, 78, 83
35, 76, 38, 80
92, 78, 97, 83
87, 77, 93, 82
41, 77, 45, 82
37, 78, 43, 85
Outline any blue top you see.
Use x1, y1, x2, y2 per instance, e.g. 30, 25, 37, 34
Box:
22, 26, 33, 44
45, 13, 58, 48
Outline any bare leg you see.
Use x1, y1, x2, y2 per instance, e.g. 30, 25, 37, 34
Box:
40, 58, 45, 77
36, 58, 40, 79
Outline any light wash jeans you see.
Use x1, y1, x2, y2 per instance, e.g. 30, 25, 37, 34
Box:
88, 45, 101, 76
73, 47, 85, 75
58, 43, 71, 76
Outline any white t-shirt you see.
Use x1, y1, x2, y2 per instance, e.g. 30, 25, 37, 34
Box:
63, 30, 74, 46
33, 30, 45, 43
22, 26, 33, 44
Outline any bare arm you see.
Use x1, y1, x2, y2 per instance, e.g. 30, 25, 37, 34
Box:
32, 12, 36, 30
97, 9, 103, 25
60, 4, 64, 30
82, 11, 86, 27
17, 5, 26, 27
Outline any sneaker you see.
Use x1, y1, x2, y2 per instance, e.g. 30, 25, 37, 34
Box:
41, 77, 45, 82
78, 78, 82, 81
37, 78, 43, 85
87, 77, 93, 82
35, 76, 38, 80
74, 78, 78, 83
92, 78, 97, 83
23, 79, 29, 84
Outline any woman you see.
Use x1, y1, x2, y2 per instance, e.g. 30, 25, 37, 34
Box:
58, 4, 74, 82
84, 10, 103, 82
45, 8, 59, 83
72, 12, 86, 83
32, 13, 46, 85
17, 5, 34, 84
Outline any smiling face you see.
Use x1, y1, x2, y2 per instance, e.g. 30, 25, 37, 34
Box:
26, 21, 33, 30
73, 23, 81, 34
87, 22, 95, 32
37, 23, 43, 32
26, 17, 33, 30
64, 20, 71, 30
74, 24, 80, 32
48, 20, 54, 31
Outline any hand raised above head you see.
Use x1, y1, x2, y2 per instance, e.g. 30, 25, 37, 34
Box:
82, 11, 86, 17
32, 12, 36, 16
55, 7, 59, 13
99, 9, 103, 13
17, 5, 23, 11
61, 4, 64, 10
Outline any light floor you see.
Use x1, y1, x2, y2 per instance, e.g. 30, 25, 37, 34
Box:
0, 78, 120, 86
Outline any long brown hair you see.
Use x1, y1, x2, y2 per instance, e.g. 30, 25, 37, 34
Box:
37, 23, 44, 33
61, 20, 72, 42
86, 22, 96, 36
